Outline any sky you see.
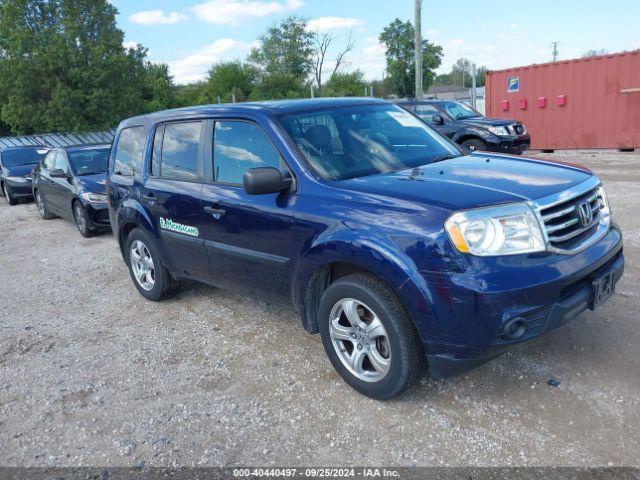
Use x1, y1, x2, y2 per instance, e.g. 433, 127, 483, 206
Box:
110, 0, 640, 85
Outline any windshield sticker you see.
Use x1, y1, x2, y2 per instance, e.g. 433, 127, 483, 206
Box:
386, 111, 425, 128
160, 217, 199, 237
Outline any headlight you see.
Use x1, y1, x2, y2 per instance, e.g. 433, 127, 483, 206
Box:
487, 126, 510, 136
5, 176, 30, 183
445, 203, 546, 256
81, 192, 108, 203
597, 185, 611, 218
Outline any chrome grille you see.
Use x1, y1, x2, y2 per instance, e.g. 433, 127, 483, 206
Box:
539, 186, 604, 249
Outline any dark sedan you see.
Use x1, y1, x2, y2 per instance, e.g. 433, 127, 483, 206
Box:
397, 99, 531, 154
0, 145, 49, 205
32, 144, 111, 237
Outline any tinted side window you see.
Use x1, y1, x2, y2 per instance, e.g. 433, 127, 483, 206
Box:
43, 152, 56, 170
53, 152, 68, 172
159, 121, 202, 181
213, 122, 281, 184
415, 105, 440, 123
113, 126, 145, 176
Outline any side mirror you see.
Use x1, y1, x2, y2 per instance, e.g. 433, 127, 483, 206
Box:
243, 167, 292, 195
432, 114, 445, 125
50, 168, 68, 178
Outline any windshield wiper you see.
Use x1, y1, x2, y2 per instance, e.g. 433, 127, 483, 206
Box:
429, 154, 458, 164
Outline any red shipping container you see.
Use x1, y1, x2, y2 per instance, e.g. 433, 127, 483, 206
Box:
519, 99, 527, 110
486, 50, 640, 149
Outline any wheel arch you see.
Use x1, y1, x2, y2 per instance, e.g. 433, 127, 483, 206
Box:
294, 239, 435, 349
115, 200, 158, 260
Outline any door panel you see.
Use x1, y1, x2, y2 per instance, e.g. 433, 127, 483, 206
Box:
142, 177, 208, 280
201, 184, 295, 299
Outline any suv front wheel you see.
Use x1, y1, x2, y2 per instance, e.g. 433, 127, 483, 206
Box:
318, 273, 423, 400
125, 228, 179, 301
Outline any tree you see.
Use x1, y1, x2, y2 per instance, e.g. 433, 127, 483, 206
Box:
434, 59, 487, 88
312, 31, 355, 93
141, 62, 176, 113
175, 82, 207, 108
379, 18, 442, 98
249, 73, 309, 101
0, 0, 144, 133
323, 70, 367, 97
199, 61, 258, 103
249, 16, 314, 79
583, 49, 608, 57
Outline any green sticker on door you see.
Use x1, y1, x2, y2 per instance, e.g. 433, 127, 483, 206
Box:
160, 217, 200, 237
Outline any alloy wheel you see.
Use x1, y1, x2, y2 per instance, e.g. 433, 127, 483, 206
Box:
74, 202, 87, 234
36, 192, 46, 217
130, 239, 155, 291
328, 298, 391, 382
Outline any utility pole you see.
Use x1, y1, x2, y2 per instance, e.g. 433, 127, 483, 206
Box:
414, 0, 423, 99
471, 63, 477, 110
552, 41, 559, 62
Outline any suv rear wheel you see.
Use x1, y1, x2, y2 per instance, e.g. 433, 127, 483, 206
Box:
125, 228, 179, 301
317, 273, 423, 400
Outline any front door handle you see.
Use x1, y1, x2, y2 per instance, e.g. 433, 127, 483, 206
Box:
204, 205, 226, 219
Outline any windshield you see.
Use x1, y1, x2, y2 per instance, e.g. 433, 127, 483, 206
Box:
68, 148, 110, 176
278, 104, 459, 180
441, 101, 481, 120
2, 148, 48, 167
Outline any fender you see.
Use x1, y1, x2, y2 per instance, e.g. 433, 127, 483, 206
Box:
292, 228, 436, 343
452, 126, 497, 145
115, 198, 157, 257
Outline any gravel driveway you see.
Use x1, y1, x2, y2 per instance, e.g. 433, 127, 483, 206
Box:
0, 151, 639, 467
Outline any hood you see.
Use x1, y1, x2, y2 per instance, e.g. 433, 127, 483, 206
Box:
334, 153, 593, 212
5, 163, 37, 178
75, 172, 107, 193
457, 116, 517, 127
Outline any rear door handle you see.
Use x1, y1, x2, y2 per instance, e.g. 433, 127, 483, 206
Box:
204, 205, 226, 219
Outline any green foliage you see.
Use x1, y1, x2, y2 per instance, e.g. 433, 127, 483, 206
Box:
583, 49, 608, 57
435, 58, 487, 88
0, 0, 176, 134
249, 73, 309, 101
249, 16, 314, 79
379, 18, 443, 97
323, 71, 367, 97
175, 82, 207, 107
199, 61, 258, 103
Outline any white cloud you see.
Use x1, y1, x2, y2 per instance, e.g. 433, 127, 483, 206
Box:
123, 41, 139, 50
192, 0, 303, 25
167, 39, 252, 84
129, 10, 187, 25
356, 37, 386, 81
307, 16, 363, 32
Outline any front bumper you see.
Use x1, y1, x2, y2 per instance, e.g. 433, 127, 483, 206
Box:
420, 225, 624, 379
486, 134, 531, 154
5, 179, 33, 198
85, 203, 112, 230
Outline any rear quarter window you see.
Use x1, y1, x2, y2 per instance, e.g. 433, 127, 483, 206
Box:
113, 126, 146, 176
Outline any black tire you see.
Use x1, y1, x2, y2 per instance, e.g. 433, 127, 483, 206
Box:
461, 138, 487, 153
73, 200, 96, 238
317, 273, 424, 400
2, 182, 18, 206
124, 227, 179, 301
34, 190, 55, 219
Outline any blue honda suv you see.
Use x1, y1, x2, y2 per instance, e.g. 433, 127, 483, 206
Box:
107, 98, 624, 399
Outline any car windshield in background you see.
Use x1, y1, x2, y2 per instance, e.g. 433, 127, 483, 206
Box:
2, 148, 48, 167
441, 101, 481, 120
278, 104, 458, 180
68, 148, 110, 176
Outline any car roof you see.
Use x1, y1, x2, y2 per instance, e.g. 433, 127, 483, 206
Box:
0, 145, 49, 153
396, 98, 452, 104
120, 97, 390, 128
59, 143, 111, 153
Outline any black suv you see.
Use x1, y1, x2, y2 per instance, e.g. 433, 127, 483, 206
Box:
397, 99, 530, 154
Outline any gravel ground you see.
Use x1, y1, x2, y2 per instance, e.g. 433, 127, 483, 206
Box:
0, 150, 639, 468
